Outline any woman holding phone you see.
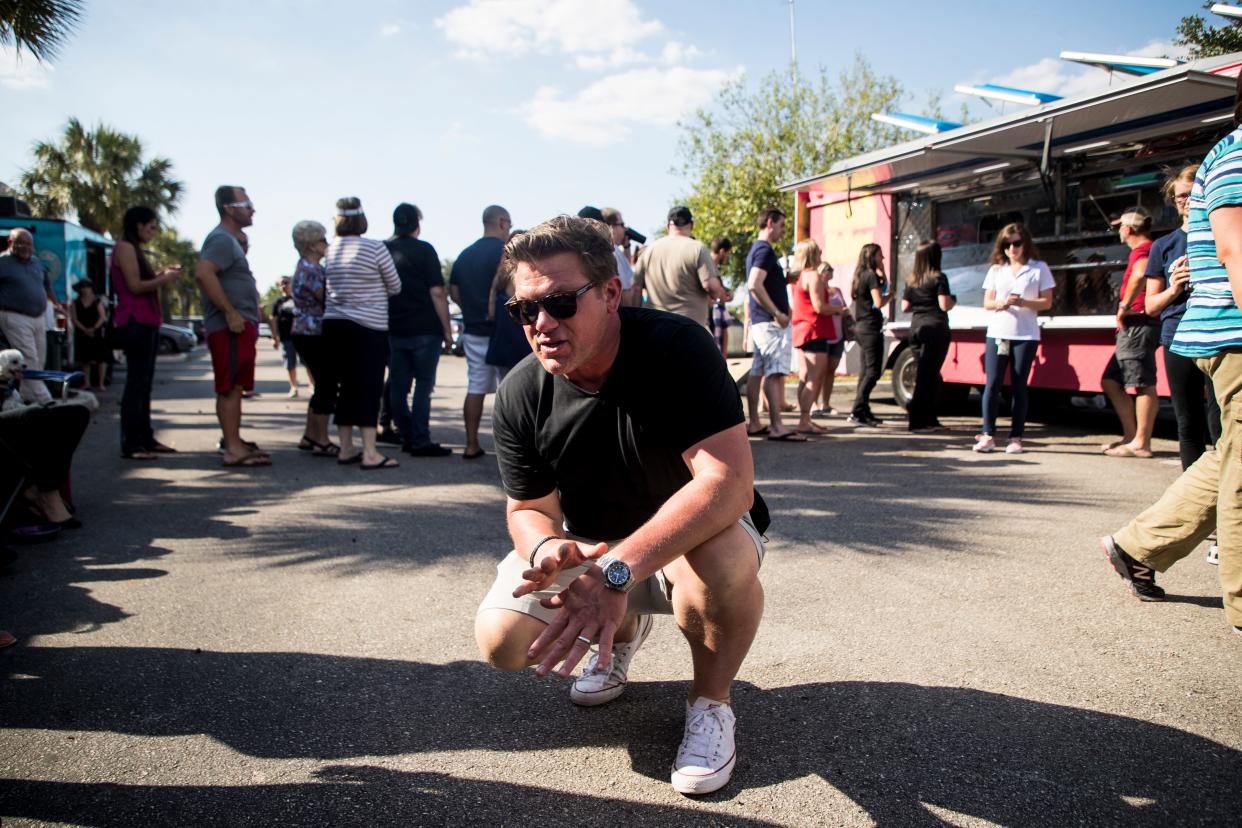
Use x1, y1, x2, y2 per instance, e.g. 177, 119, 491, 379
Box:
973, 223, 1055, 454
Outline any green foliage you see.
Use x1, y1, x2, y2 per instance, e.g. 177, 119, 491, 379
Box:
441, 256, 455, 285
147, 227, 200, 319
1175, 2, 1242, 58
674, 57, 907, 285
0, 0, 84, 61
19, 118, 183, 239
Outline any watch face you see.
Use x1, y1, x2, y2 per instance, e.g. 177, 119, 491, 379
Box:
604, 560, 631, 588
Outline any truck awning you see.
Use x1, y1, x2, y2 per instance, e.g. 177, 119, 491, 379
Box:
781, 53, 1242, 198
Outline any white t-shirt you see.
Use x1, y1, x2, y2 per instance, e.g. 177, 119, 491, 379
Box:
614, 246, 634, 290
982, 259, 1056, 341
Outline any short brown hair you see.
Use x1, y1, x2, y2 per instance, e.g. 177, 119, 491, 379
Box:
502, 215, 617, 286
214, 185, 243, 217
757, 207, 785, 230
334, 196, 368, 237
989, 223, 1039, 266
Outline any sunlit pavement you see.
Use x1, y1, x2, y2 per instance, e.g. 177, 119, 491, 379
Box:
1, 345, 1238, 826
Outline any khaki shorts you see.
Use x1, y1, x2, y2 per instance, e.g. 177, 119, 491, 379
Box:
478, 514, 766, 625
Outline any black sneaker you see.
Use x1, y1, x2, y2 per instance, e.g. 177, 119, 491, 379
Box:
376, 430, 403, 446
866, 415, 885, 426
1100, 536, 1165, 601
404, 443, 452, 457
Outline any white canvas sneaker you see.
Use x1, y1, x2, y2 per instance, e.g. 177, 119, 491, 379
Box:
671, 696, 737, 795
569, 614, 653, 707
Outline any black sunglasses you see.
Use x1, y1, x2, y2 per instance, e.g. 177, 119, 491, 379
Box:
1004, 239, 1024, 248
505, 282, 596, 325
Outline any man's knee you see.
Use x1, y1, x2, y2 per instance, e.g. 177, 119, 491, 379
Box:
666, 521, 761, 602
474, 608, 543, 672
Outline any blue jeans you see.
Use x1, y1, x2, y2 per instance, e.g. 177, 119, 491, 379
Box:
982, 337, 1038, 438
388, 334, 442, 448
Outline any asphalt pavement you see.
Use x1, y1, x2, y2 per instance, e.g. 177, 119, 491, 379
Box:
1, 345, 1239, 827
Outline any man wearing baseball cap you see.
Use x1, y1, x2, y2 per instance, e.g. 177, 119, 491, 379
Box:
632, 206, 732, 326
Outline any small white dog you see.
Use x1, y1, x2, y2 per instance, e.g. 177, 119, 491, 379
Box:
0, 348, 98, 412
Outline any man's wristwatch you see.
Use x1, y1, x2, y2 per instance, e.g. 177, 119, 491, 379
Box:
596, 554, 636, 593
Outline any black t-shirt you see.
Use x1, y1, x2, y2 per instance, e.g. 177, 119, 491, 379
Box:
385, 236, 445, 338
451, 236, 503, 337
271, 296, 296, 339
904, 273, 951, 325
493, 307, 745, 540
853, 270, 885, 326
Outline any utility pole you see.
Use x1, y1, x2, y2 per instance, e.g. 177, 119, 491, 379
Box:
788, 0, 798, 86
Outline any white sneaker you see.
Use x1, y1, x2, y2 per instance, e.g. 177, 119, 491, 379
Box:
671, 696, 737, 795
288, 387, 299, 398
1005, 438, 1024, 454
972, 435, 995, 453
569, 614, 653, 707
1207, 544, 1220, 565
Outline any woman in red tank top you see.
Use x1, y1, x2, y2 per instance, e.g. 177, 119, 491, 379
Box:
790, 239, 848, 434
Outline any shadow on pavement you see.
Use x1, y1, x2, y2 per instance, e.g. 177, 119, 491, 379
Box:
2, 648, 1238, 825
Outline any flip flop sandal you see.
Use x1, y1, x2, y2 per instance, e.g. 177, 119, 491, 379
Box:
1103, 445, 1136, 458
337, 453, 363, 465
462, 449, 486, 460
311, 440, 341, 457
768, 432, 808, 442
222, 452, 272, 467
146, 441, 178, 454
361, 457, 399, 470
121, 450, 158, 460
746, 426, 770, 437
297, 435, 316, 451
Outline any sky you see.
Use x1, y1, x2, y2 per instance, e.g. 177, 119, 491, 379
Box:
0, 0, 1209, 291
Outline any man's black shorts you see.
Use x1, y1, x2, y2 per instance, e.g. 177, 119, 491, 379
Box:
1103, 321, 1159, 389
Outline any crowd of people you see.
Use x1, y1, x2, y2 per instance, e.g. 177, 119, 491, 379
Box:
1, 83, 1240, 795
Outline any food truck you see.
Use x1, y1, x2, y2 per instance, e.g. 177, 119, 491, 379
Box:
781, 52, 1242, 407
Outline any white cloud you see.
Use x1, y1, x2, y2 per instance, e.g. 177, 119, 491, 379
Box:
989, 39, 1192, 102
661, 41, 702, 65
523, 64, 743, 146
436, 0, 663, 64
0, 45, 53, 90
380, 22, 402, 37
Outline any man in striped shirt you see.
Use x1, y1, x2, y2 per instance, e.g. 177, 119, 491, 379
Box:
1101, 101, 1242, 637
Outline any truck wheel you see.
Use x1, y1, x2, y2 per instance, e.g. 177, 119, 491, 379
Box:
891, 347, 916, 409
158, 336, 176, 355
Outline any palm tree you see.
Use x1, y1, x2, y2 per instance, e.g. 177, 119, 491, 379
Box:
19, 118, 183, 239
0, 0, 85, 61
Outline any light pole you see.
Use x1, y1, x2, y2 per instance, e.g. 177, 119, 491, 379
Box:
788, 0, 798, 86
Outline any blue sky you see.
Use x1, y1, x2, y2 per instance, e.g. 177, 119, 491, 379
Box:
0, 0, 1206, 290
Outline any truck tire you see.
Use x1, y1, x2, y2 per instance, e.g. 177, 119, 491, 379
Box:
158, 335, 176, 355
891, 347, 916, 409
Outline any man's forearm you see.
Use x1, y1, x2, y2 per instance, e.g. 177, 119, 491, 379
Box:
608, 471, 752, 583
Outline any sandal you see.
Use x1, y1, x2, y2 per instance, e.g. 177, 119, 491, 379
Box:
146, 441, 177, 454
361, 456, 399, 470
310, 439, 340, 457
337, 453, 363, 465
222, 451, 272, 467
297, 435, 316, 451
121, 450, 158, 460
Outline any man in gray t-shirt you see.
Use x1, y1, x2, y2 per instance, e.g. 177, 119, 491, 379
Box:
0, 228, 60, 403
194, 185, 268, 467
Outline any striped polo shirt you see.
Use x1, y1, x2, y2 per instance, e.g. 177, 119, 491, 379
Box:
1172, 126, 1242, 358
323, 236, 401, 331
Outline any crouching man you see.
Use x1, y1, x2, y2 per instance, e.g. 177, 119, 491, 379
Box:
474, 216, 766, 795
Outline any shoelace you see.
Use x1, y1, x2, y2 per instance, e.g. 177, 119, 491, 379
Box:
582, 639, 634, 678
680, 707, 728, 764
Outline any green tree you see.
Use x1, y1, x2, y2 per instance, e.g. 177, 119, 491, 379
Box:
19, 118, 183, 239
674, 57, 906, 285
1175, 2, 1242, 58
0, 0, 84, 61
146, 227, 200, 320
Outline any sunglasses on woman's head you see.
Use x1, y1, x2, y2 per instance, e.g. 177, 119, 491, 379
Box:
505, 282, 596, 325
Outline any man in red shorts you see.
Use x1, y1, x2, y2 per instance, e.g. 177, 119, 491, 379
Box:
195, 186, 267, 467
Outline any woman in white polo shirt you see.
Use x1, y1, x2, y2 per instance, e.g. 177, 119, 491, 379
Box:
973, 223, 1055, 454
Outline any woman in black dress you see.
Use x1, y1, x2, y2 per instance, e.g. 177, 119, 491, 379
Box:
901, 240, 956, 431
69, 279, 109, 390
848, 243, 890, 426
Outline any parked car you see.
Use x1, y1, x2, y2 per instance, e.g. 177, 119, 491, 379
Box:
258, 322, 271, 339
158, 323, 197, 354
170, 316, 205, 344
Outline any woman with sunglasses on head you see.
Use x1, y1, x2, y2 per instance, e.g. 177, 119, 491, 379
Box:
322, 197, 402, 470
973, 223, 1055, 453
848, 243, 889, 426
902, 240, 956, 432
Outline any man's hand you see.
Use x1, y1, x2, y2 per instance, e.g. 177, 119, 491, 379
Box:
526, 568, 628, 678
513, 541, 607, 598
775, 311, 790, 329
225, 309, 246, 334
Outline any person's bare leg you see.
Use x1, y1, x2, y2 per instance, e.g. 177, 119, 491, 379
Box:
821, 355, 840, 411
746, 374, 764, 432
1131, 386, 1158, 454
1101, 378, 1137, 446
360, 425, 392, 466
338, 425, 356, 459
218, 386, 248, 462
33, 488, 72, 522
307, 412, 330, 445
287, 366, 298, 392
464, 392, 486, 455
764, 374, 789, 434
663, 522, 764, 703
797, 352, 826, 431
477, 594, 642, 673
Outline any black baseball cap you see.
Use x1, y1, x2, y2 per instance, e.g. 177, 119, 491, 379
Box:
667, 206, 693, 226
577, 206, 605, 223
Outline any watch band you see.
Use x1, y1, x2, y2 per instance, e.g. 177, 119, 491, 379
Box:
529, 535, 560, 568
